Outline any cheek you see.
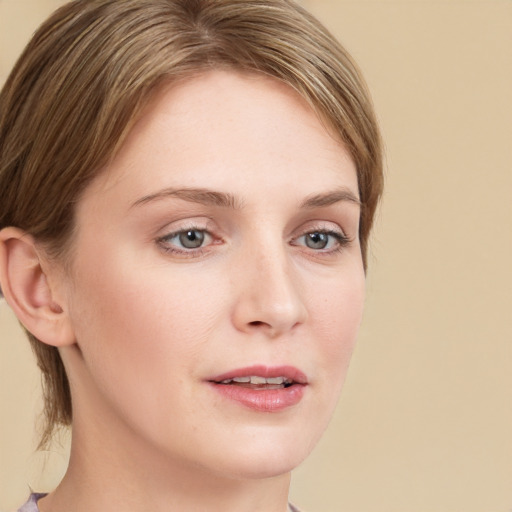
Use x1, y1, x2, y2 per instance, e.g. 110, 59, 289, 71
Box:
310, 271, 365, 394
66, 245, 230, 390
64, 254, 229, 438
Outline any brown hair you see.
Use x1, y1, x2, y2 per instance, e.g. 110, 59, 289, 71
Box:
0, 0, 383, 447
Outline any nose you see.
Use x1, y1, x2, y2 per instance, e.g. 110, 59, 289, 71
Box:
231, 244, 308, 338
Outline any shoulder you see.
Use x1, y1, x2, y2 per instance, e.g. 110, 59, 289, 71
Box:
16, 494, 47, 512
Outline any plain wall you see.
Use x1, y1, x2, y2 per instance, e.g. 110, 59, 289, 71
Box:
1, 0, 511, 511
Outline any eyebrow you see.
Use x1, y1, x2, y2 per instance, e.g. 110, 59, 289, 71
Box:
131, 186, 360, 210
300, 188, 361, 209
131, 187, 243, 209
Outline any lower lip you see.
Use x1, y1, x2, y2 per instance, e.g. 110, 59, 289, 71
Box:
209, 383, 305, 412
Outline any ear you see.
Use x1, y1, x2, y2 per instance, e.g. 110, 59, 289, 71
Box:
0, 227, 75, 347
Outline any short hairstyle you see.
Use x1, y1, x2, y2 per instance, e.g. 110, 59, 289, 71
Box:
0, 0, 383, 447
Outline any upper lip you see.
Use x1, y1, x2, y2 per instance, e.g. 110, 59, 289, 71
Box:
208, 365, 308, 385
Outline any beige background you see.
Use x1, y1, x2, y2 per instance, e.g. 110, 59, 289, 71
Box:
1, 0, 511, 511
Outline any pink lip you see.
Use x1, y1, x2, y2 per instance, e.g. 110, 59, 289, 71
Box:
210, 365, 308, 384
207, 365, 308, 413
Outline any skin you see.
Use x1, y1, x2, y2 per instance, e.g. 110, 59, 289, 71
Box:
21, 70, 365, 512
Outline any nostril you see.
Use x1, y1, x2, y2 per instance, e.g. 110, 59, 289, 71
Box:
249, 321, 265, 327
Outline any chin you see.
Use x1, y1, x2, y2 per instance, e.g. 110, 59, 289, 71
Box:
217, 453, 306, 481
202, 427, 322, 481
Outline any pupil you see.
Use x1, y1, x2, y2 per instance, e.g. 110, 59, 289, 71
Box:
306, 232, 328, 249
179, 230, 204, 248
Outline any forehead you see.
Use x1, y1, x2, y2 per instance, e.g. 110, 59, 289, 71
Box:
82, 69, 358, 208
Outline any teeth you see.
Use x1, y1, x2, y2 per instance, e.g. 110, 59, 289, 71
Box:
232, 376, 251, 383
219, 376, 291, 385
266, 377, 285, 385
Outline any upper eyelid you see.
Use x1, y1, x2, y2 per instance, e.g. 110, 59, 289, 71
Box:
157, 221, 349, 238
160, 224, 211, 235
156, 217, 216, 236
290, 220, 348, 238
161, 227, 209, 237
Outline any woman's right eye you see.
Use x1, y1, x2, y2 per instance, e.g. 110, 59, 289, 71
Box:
158, 228, 213, 254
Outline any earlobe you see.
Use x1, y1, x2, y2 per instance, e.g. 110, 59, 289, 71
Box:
0, 227, 75, 347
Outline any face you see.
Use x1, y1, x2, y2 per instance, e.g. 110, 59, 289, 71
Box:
59, 70, 365, 480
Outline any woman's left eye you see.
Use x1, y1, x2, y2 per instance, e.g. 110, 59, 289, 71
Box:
293, 230, 349, 252
158, 228, 213, 252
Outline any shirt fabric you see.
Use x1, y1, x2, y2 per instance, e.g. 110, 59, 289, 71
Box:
18, 493, 302, 511
17, 493, 47, 512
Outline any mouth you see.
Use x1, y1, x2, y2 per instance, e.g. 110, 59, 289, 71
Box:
207, 365, 307, 412
217, 375, 294, 390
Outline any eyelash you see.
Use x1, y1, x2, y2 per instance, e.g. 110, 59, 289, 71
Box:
292, 229, 351, 254
156, 226, 352, 258
157, 227, 216, 258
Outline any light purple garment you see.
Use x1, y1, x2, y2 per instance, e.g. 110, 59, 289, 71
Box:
18, 493, 302, 511
17, 493, 47, 512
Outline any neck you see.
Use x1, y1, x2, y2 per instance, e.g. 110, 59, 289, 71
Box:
39, 415, 291, 512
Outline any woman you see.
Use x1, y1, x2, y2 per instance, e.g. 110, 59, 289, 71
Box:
0, 1, 383, 511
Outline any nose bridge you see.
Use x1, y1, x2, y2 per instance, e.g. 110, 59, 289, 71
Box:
232, 228, 308, 336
